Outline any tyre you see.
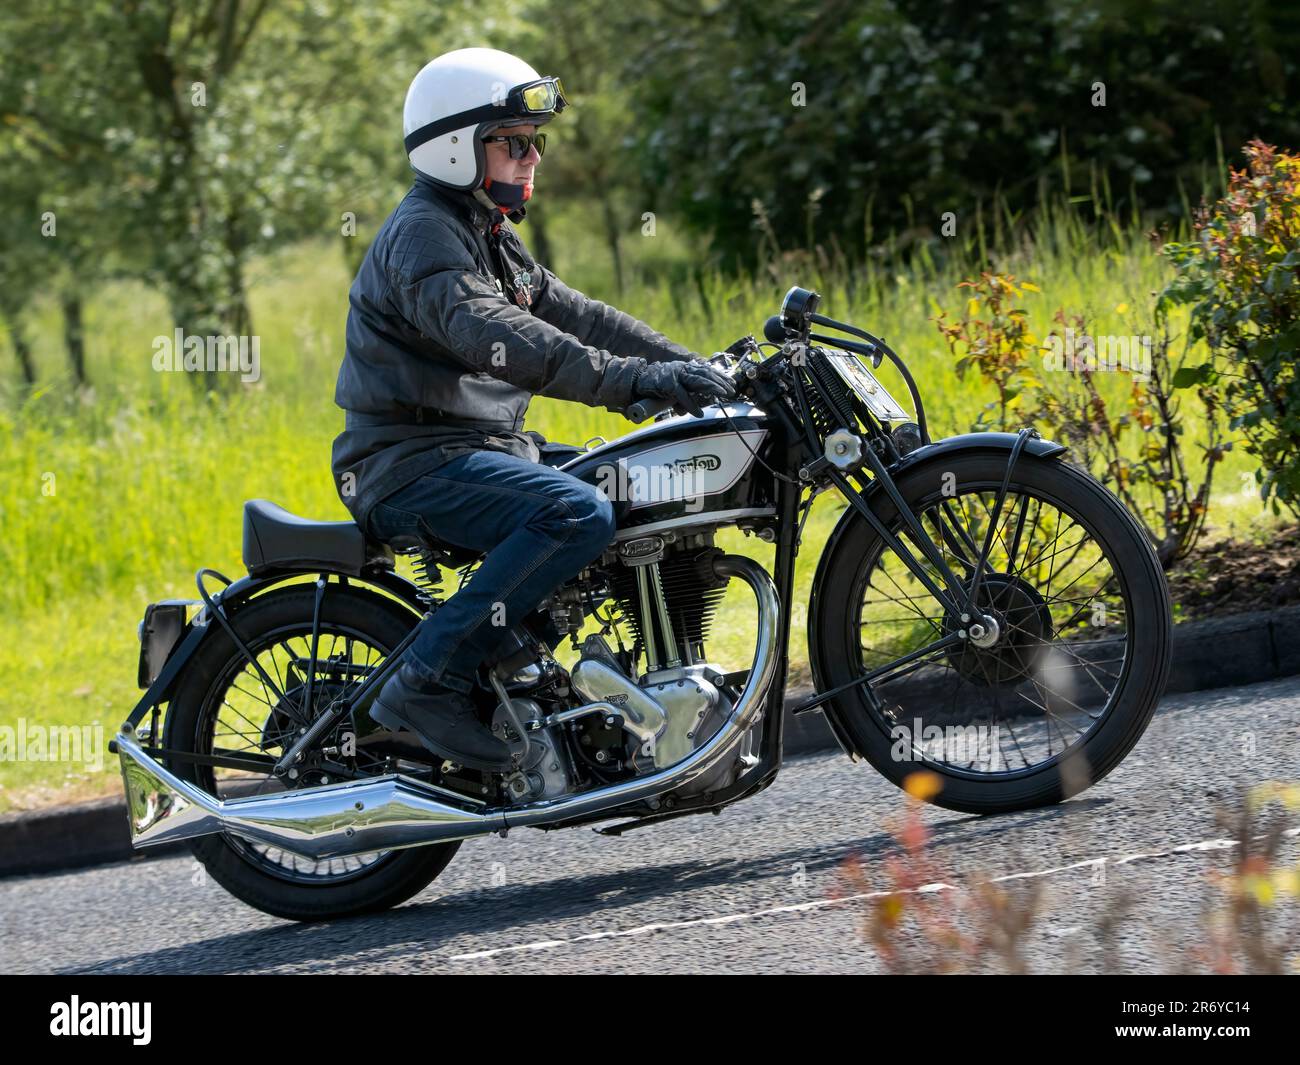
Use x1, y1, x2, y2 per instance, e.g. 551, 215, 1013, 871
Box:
811, 450, 1172, 814
162, 581, 462, 921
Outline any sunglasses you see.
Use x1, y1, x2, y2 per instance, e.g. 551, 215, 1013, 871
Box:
481, 131, 547, 160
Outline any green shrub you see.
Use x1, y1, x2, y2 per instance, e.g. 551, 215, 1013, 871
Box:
935, 272, 1225, 567
1159, 140, 1300, 514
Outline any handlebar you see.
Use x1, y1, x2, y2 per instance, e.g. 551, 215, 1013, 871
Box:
626, 292, 924, 437
626, 394, 677, 423
626, 343, 755, 423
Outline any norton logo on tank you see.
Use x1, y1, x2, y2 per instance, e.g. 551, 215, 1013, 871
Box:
668, 455, 721, 473
593, 431, 766, 511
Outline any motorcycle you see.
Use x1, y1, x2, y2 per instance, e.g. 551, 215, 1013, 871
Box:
114, 285, 1172, 922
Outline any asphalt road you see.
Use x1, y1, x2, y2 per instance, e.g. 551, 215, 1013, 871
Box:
4, 676, 1299, 975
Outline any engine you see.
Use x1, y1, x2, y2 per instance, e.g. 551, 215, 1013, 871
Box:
486, 530, 757, 805
479, 404, 776, 805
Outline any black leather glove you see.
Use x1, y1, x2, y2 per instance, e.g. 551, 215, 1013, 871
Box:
631, 359, 738, 417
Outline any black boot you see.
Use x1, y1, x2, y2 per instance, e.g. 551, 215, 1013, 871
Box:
369, 662, 515, 772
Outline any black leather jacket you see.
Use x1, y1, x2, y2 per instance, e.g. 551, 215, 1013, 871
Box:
332, 174, 692, 534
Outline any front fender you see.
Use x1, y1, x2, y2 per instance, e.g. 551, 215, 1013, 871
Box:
804, 431, 1068, 758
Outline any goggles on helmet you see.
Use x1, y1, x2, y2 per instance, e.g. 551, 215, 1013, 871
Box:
512, 77, 567, 115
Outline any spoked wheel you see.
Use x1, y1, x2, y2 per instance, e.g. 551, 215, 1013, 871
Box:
163, 583, 463, 921
812, 451, 1171, 814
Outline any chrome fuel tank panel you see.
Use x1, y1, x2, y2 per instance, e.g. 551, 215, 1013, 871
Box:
560, 403, 777, 534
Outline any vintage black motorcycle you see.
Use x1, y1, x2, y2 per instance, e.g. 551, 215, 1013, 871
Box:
115, 286, 1172, 921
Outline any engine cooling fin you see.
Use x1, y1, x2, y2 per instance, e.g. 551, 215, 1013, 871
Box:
611, 545, 731, 661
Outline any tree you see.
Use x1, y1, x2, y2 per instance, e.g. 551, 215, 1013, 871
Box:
610, 0, 1300, 268
0, 0, 480, 392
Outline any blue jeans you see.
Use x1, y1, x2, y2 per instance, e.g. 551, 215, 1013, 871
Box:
365, 449, 617, 694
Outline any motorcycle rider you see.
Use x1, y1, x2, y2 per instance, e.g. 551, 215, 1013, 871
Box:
332, 47, 736, 771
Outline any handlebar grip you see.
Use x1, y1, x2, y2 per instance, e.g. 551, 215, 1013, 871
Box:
626, 395, 676, 423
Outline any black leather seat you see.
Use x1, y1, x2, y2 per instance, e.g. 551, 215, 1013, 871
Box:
242, 500, 396, 576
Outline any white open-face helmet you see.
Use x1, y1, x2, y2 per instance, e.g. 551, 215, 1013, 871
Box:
403, 47, 567, 190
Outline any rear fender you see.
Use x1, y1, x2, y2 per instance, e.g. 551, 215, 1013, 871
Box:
115, 568, 429, 742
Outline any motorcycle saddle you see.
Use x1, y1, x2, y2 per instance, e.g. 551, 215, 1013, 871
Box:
242, 499, 397, 577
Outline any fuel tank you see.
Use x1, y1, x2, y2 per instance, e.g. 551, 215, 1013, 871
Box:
560, 403, 778, 540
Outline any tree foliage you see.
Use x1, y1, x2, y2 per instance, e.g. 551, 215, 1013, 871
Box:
616, 0, 1300, 267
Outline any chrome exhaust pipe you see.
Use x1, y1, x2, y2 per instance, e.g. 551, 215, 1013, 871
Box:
116, 554, 779, 861
118, 735, 502, 859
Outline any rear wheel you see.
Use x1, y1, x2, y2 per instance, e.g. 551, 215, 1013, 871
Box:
812, 451, 1172, 814
162, 582, 462, 921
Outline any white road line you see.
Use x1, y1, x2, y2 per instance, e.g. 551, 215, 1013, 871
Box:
450, 882, 957, 961
446, 827, 1300, 962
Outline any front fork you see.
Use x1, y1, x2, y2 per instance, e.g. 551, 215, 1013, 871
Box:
787, 427, 1038, 716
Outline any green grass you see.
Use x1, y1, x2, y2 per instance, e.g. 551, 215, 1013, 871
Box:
0, 198, 1279, 810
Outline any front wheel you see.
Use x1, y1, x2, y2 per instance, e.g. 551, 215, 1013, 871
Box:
811, 450, 1172, 815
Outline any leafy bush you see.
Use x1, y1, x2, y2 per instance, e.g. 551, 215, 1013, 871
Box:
1158, 140, 1300, 514
935, 272, 1043, 430
935, 272, 1225, 567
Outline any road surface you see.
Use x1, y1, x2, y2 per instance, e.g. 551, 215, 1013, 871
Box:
3, 676, 1298, 974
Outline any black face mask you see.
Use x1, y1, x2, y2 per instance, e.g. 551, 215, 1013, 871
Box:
482, 177, 531, 212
